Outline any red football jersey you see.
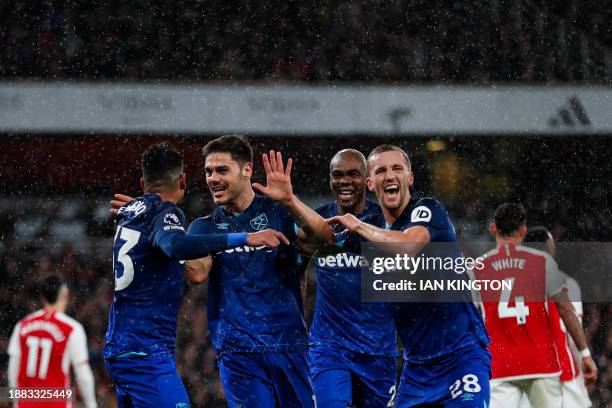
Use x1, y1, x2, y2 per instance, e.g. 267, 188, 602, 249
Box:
548, 300, 579, 382
8, 310, 89, 408
476, 243, 566, 380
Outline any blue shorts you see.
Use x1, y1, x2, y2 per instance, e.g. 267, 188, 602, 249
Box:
397, 343, 491, 408
309, 345, 397, 408
218, 351, 314, 408
105, 352, 190, 408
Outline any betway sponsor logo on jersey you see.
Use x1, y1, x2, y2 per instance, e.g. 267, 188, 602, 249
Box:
218, 245, 273, 254
317, 253, 368, 268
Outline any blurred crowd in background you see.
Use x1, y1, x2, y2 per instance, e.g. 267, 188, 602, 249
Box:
0, 135, 611, 407
1, 0, 611, 82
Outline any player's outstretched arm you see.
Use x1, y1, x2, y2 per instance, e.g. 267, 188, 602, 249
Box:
553, 292, 598, 385
184, 230, 290, 283
248, 228, 290, 247
252, 150, 335, 246
327, 214, 429, 256
156, 229, 289, 260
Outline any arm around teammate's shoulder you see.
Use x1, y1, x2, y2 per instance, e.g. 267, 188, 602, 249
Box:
153, 207, 289, 260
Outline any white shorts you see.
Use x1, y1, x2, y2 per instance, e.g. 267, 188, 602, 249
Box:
512, 377, 592, 408
490, 376, 562, 408
563, 377, 591, 408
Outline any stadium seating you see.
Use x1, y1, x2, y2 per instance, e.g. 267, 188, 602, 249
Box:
0, 0, 610, 82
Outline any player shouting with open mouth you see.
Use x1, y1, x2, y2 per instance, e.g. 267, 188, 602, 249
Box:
257, 145, 491, 408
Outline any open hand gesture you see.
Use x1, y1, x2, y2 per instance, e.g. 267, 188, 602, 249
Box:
252, 150, 294, 206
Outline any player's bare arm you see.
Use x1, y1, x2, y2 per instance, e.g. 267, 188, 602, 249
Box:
185, 256, 213, 283
296, 228, 318, 257
296, 227, 342, 256
552, 291, 598, 384
252, 150, 335, 245
326, 213, 430, 256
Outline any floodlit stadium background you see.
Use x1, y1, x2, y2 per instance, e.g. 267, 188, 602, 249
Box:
0, 1, 611, 407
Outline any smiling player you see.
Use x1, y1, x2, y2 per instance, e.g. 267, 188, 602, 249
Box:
187, 135, 314, 407
304, 149, 397, 408
104, 143, 288, 408
257, 145, 491, 407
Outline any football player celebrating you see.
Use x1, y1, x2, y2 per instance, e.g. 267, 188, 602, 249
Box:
257, 145, 491, 407
187, 136, 314, 407
302, 149, 397, 408
104, 143, 288, 408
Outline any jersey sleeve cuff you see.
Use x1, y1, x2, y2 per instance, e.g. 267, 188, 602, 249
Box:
228, 232, 248, 247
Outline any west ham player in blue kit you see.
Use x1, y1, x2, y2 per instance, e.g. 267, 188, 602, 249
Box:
186, 136, 314, 407
261, 145, 491, 408
326, 146, 491, 408
303, 150, 397, 408
104, 143, 289, 408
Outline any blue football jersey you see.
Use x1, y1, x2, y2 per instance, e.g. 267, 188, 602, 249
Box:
188, 195, 308, 353
343, 197, 489, 362
310, 200, 397, 356
105, 193, 189, 358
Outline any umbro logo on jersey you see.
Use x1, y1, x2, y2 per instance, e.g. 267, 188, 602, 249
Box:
216, 222, 229, 230
249, 213, 268, 230
461, 393, 475, 401
548, 96, 592, 128
411, 206, 432, 223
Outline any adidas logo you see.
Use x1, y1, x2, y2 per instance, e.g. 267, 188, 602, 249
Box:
548, 96, 592, 128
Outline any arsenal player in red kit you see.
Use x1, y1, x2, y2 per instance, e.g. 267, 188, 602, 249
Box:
475, 203, 597, 407
519, 227, 593, 408
7, 276, 97, 408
